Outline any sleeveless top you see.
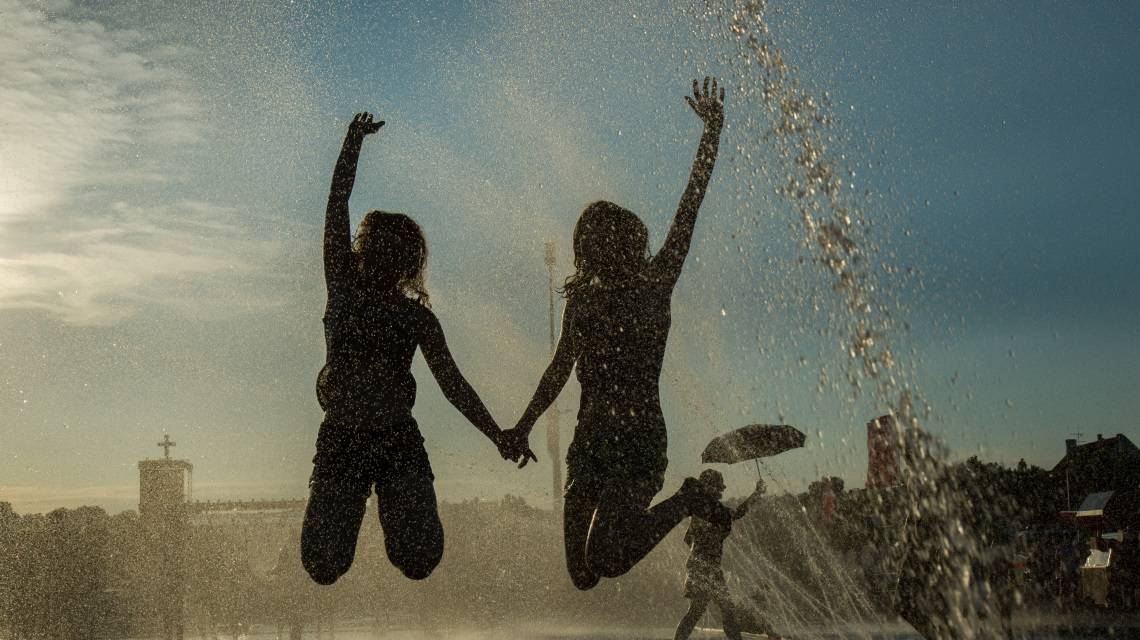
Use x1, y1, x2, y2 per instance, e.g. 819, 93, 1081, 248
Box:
569, 275, 672, 439
317, 286, 425, 421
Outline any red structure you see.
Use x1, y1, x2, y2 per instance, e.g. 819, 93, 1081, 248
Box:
821, 477, 836, 523
865, 415, 899, 489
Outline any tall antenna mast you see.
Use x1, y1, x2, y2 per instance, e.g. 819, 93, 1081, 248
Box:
544, 241, 562, 516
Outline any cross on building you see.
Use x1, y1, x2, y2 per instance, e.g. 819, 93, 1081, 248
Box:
158, 434, 176, 459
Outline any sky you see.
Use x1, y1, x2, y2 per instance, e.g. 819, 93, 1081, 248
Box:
1, 0, 1138, 515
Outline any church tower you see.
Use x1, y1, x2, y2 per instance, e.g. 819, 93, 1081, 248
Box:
138, 434, 191, 640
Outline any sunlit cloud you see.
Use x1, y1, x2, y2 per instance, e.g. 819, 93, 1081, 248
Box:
0, 200, 282, 324
0, 0, 281, 325
0, 0, 200, 219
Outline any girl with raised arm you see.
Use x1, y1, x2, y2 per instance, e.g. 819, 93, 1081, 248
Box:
302, 112, 527, 585
505, 79, 728, 589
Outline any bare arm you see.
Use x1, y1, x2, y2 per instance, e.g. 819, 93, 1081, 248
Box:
419, 311, 503, 446
733, 481, 764, 520
324, 113, 383, 301
498, 304, 577, 467
649, 78, 724, 287
513, 304, 578, 439
733, 501, 749, 520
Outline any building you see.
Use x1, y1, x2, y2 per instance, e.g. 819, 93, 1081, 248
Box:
138, 435, 306, 638
138, 436, 192, 640
1052, 433, 1140, 509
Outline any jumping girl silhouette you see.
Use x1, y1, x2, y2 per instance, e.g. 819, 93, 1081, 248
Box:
301, 113, 527, 585
506, 79, 728, 589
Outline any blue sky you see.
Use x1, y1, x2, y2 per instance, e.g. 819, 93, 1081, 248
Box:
1, 0, 1137, 514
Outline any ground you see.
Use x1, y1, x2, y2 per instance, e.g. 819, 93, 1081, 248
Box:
157, 612, 1140, 640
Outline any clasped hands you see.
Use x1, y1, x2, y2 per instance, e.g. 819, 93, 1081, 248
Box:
494, 426, 537, 469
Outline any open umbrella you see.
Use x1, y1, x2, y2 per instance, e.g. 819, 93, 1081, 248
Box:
700, 424, 805, 464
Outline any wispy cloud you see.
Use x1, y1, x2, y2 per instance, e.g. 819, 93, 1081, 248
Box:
0, 199, 281, 324
0, 1, 278, 325
0, 0, 200, 219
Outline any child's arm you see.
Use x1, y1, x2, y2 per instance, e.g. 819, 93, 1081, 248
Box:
505, 304, 578, 465
733, 480, 766, 520
648, 78, 724, 287
733, 501, 750, 520
324, 113, 383, 301
419, 310, 520, 460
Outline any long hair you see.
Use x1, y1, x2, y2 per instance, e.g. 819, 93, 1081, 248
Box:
353, 210, 430, 306
562, 200, 649, 299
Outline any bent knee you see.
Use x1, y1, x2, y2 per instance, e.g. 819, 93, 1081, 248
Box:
303, 561, 347, 586
307, 570, 341, 586
391, 552, 440, 581
301, 544, 354, 586
386, 531, 443, 581
399, 562, 436, 581
571, 571, 600, 591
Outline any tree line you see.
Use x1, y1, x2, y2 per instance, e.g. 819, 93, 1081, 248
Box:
0, 457, 1077, 638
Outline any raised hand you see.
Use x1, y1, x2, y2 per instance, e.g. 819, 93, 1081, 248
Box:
683, 77, 724, 128
347, 112, 384, 138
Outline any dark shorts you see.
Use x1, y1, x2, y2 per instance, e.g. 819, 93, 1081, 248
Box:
564, 420, 668, 505
309, 414, 434, 490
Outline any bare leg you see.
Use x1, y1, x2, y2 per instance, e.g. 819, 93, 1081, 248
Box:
714, 594, 743, 640
564, 482, 601, 590
585, 477, 690, 578
301, 474, 369, 585
376, 472, 444, 580
675, 597, 709, 640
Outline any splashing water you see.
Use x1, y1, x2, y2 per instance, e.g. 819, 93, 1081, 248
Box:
692, 2, 1017, 638
706, 0, 906, 404
727, 495, 880, 637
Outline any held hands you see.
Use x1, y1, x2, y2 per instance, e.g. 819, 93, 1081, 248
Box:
494, 427, 538, 469
347, 112, 384, 139
684, 77, 724, 129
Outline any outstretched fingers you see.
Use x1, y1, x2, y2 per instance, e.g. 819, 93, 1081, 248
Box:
350, 111, 384, 136
363, 112, 384, 134
685, 77, 725, 123
709, 77, 722, 104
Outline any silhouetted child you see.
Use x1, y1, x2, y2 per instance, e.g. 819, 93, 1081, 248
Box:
506, 78, 728, 590
302, 112, 526, 585
674, 471, 774, 640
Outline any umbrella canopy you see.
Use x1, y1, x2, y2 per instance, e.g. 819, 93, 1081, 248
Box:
701, 424, 805, 464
